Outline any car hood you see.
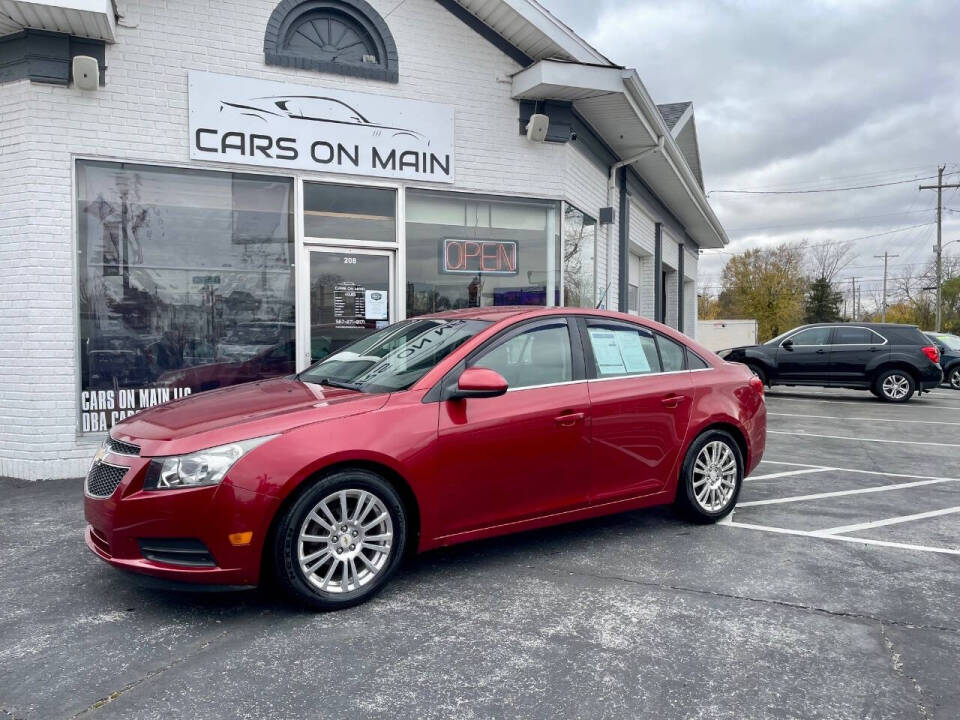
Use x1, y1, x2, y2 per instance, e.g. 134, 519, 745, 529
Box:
112, 377, 388, 456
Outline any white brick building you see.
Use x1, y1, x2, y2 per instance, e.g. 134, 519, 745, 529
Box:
0, 0, 727, 479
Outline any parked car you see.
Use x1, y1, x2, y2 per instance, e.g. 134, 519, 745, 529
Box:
84, 307, 766, 610
718, 322, 942, 402
924, 332, 960, 390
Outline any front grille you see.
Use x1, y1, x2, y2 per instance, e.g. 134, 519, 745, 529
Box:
106, 437, 140, 456
85, 461, 128, 498
137, 538, 217, 567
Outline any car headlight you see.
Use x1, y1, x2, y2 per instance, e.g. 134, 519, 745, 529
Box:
144, 435, 277, 490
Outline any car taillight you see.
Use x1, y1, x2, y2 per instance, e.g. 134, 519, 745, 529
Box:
749, 375, 765, 396
922, 345, 940, 364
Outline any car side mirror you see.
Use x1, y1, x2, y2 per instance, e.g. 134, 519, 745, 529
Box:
450, 367, 508, 400
781, 339, 794, 350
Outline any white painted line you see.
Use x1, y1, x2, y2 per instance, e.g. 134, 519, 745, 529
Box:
746, 468, 834, 481
767, 411, 960, 427
815, 506, 960, 536
766, 396, 960, 411
768, 430, 960, 448
726, 520, 960, 556
756, 459, 960, 483
737, 477, 960, 507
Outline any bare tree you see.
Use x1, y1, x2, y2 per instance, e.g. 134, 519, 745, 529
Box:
808, 240, 855, 282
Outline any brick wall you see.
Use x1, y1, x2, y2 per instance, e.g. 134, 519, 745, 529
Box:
0, 0, 625, 479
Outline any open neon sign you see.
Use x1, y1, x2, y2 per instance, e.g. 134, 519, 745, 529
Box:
442, 239, 518, 275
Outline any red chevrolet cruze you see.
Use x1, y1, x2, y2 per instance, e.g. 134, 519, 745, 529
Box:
85, 307, 766, 610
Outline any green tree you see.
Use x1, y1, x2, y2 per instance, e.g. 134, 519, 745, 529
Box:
804, 276, 843, 323
717, 243, 808, 341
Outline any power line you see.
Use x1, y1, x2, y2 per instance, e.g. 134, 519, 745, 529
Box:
725, 207, 936, 234
708, 171, 959, 196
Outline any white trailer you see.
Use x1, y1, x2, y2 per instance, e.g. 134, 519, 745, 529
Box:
696, 319, 758, 352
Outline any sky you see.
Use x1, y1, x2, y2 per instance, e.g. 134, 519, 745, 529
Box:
538, 0, 960, 308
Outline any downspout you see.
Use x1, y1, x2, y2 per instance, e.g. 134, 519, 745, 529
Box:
605, 136, 664, 308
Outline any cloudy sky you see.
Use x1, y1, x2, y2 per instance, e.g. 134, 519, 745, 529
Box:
540, 0, 960, 305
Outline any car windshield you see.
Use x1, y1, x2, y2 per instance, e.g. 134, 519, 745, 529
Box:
299, 318, 490, 393
934, 334, 960, 350
764, 328, 800, 346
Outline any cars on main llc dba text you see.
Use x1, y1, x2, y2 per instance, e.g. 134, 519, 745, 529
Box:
924, 332, 960, 390
84, 307, 766, 611
718, 322, 943, 402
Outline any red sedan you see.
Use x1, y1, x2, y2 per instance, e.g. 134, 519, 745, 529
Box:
84, 307, 766, 610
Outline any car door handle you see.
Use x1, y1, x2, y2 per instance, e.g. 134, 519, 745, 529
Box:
661, 395, 687, 409
815, 349, 827, 354
554, 412, 585, 427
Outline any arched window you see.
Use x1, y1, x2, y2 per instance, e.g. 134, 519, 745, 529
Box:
264, 0, 399, 83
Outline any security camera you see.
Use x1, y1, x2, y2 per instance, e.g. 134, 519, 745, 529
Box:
526, 113, 549, 142
72, 56, 99, 91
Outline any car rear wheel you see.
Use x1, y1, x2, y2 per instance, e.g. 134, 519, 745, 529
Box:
949, 367, 960, 390
273, 469, 407, 611
874, 369, 915, 403
675, 430, 743, 523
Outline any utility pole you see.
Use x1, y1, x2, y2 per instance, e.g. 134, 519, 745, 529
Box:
920, 165, 960, 331
873, 251, 900, 322
850, 276, 857, 321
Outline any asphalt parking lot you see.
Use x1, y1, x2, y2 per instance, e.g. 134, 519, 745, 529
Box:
2, 387, 959, 720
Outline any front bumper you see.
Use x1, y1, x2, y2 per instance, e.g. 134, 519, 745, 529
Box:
83, 454, 279, 587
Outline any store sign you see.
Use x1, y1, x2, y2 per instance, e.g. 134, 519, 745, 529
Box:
188, 71, 455, 182
80, 386, 192, 433
442, 239, 518, 275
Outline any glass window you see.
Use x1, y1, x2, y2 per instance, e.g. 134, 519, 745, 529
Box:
834, 326, 879, 345
405, 190, 560, 317
562, 205, 596, 308
587, 325, 661, 377
657, 335, 686, 371
687, 350, 710, 369
77, 161, 294, 433
786, 327, 832, 346
628, 284, 639, 313
473, 324, 572, 389
300, 318, 488, 393
303, 183, 396, 242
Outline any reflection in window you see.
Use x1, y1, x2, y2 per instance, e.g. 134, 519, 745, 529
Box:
473, 324, 572, 389
405, 190, 560, 317
77, 161, 294, 432
303, 183, 395, 242
563, 205, 596, 308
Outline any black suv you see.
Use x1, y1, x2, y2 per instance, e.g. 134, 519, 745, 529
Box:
924, 332, 960, 390
718, 323, 943, 402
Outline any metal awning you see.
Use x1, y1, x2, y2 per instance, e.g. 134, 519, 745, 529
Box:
513, 59, 727, 249
0, 0, 117, 42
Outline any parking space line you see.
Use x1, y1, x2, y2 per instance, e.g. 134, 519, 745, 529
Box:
726, 520, 960, 556
737, 477, 960, 507
768, 430, 960, 448
766, 396, 960, 411
815, 506, 960, 536
767, 412, 960, 427
757, 459, 960, 483
746, 468, 833, 481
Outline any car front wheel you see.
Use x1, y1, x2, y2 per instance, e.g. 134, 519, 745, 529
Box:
875, 369, 915, 403
949, 367, 960, 390
675, 430, 743, 523
273, 469, 407, 611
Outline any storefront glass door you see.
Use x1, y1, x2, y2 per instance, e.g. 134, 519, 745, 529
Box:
302, 248, 394, 367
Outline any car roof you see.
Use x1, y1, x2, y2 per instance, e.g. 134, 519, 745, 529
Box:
415, 305, 664, 324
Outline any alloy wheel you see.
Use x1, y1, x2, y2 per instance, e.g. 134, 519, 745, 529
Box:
297, 489, 393, 594
692, 440, 738, 513
951, 368, 960, 390
881, 374, 910, 400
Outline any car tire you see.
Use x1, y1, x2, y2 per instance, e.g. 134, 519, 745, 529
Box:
874, 369, 915, 403
272, 469, 407, 611
745, 363, 768, 387
949, 366, 960, 391
675, 429, 744, 523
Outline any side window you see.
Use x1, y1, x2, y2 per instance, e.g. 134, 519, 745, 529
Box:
473, 323, 572, 389
657, 334, 686, 371
687, 350, 710, 370
834, 327, 874, 345
787, 327, 832, 346
586, 324, 661, 377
